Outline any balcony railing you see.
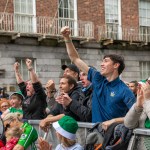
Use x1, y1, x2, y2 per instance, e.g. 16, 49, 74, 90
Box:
98, 24, 150, 43
0, 13, 94, 39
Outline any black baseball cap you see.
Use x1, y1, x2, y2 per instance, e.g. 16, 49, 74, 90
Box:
61, 64, 80, 75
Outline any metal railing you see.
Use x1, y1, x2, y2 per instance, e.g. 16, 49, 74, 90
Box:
28, 120, 150, 150
0, 13, 94, 39
98, 24, 150, 43
28, 120, 94, 150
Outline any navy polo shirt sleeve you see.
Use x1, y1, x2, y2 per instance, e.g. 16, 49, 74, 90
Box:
87, 67, 103, 83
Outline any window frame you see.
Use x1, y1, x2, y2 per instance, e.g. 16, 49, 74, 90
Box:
104, 0, 122, 40
139, 61, 150, 79
15, 58, 36, 81
14, 0, 36, 33
139, 0, 150, 42
58, 0, 77, 36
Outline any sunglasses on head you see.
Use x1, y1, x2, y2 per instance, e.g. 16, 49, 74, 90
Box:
5, 124, 10, 131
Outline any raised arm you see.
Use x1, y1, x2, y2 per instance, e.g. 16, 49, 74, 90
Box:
124, 86, 144, 129
45, 80, 56, 98
14, 62, 24, 84
61, 26, 89, 74
26, 58, 38, 83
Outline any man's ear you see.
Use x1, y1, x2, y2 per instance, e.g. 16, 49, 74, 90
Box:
69, 84, 74, 90
74, 72, 78, 79
114, 63, 120, 69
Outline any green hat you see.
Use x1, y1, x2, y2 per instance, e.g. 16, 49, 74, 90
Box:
9, 91, 25, 101
52, 116, 78, 140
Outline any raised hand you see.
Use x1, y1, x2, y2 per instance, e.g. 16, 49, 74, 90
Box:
60, 26, 71, 38
45, 80, 56, 98
45, 80, 55, 92
13, 62, 20, 71
142, 83, 150, 100
136, 85, 144, 108
26, 58, 32, 70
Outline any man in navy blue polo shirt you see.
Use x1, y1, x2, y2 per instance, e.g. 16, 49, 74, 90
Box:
61, 26, 136, 123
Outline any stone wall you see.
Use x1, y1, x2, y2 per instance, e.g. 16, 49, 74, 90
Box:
0, 36, 149, 91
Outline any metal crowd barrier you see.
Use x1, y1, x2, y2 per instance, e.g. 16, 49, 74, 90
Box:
28, 120, 94, 150
127, 128, 150, 150
28, 120, 150, 150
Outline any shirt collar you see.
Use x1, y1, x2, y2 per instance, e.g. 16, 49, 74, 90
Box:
108, 77, 120, 87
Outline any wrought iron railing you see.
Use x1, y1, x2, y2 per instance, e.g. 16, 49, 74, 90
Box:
98, 24, 150, 43
0, 13, 94, 39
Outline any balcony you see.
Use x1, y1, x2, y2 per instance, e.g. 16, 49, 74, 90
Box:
0, 13, 94, 40
98, 24, 150, 45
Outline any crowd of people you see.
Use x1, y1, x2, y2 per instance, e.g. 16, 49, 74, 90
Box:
0, 26, 149, 150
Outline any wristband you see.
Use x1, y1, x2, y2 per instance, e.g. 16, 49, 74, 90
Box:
64, 40, 72, 43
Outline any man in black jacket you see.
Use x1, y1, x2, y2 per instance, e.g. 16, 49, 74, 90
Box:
60, 71, 93, 122
40, 71, 93, 133
72, 71, 92, 122
40, 75, 82, 131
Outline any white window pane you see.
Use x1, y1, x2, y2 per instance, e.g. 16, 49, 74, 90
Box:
105, 0, 118, 23
59, 8, 63, 17
69, 1, 74, 9
14, 0, 35, 32
70, 10, 74, 18
64, 9, 69, 18
139, 0, 150, 26
64, 0, 68, 8
59, 0, 75, 19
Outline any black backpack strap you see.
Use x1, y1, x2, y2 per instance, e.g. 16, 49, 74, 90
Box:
104, 124, 133, 150
101, 122, 120, 150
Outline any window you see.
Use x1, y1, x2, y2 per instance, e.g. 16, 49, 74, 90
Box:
104, 0, 121, 39
58, 0, 77, 35
15, 58, 36, 81
14, 0, 36, 33
105, 0, 119, 24
139, 0, 150, 42
139, 61, 150, 79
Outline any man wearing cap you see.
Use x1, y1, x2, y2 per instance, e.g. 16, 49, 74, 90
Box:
1, 91, 24, 119
61, 64, 80, 81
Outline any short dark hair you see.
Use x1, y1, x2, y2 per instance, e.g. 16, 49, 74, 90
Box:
130, 80, 138, 87
103, 54, 125, 75
61, 75, 77, 87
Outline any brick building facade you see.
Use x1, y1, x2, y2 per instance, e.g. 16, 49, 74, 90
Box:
0, 0, 149, 91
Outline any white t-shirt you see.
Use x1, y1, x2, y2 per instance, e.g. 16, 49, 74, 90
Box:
55, 143, 83, 150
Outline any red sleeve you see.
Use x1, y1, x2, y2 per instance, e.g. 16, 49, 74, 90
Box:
0, 140, 5, 148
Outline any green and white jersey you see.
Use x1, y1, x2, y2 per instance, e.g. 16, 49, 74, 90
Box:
18, 122, 38, 150
9, 107, 23, 114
